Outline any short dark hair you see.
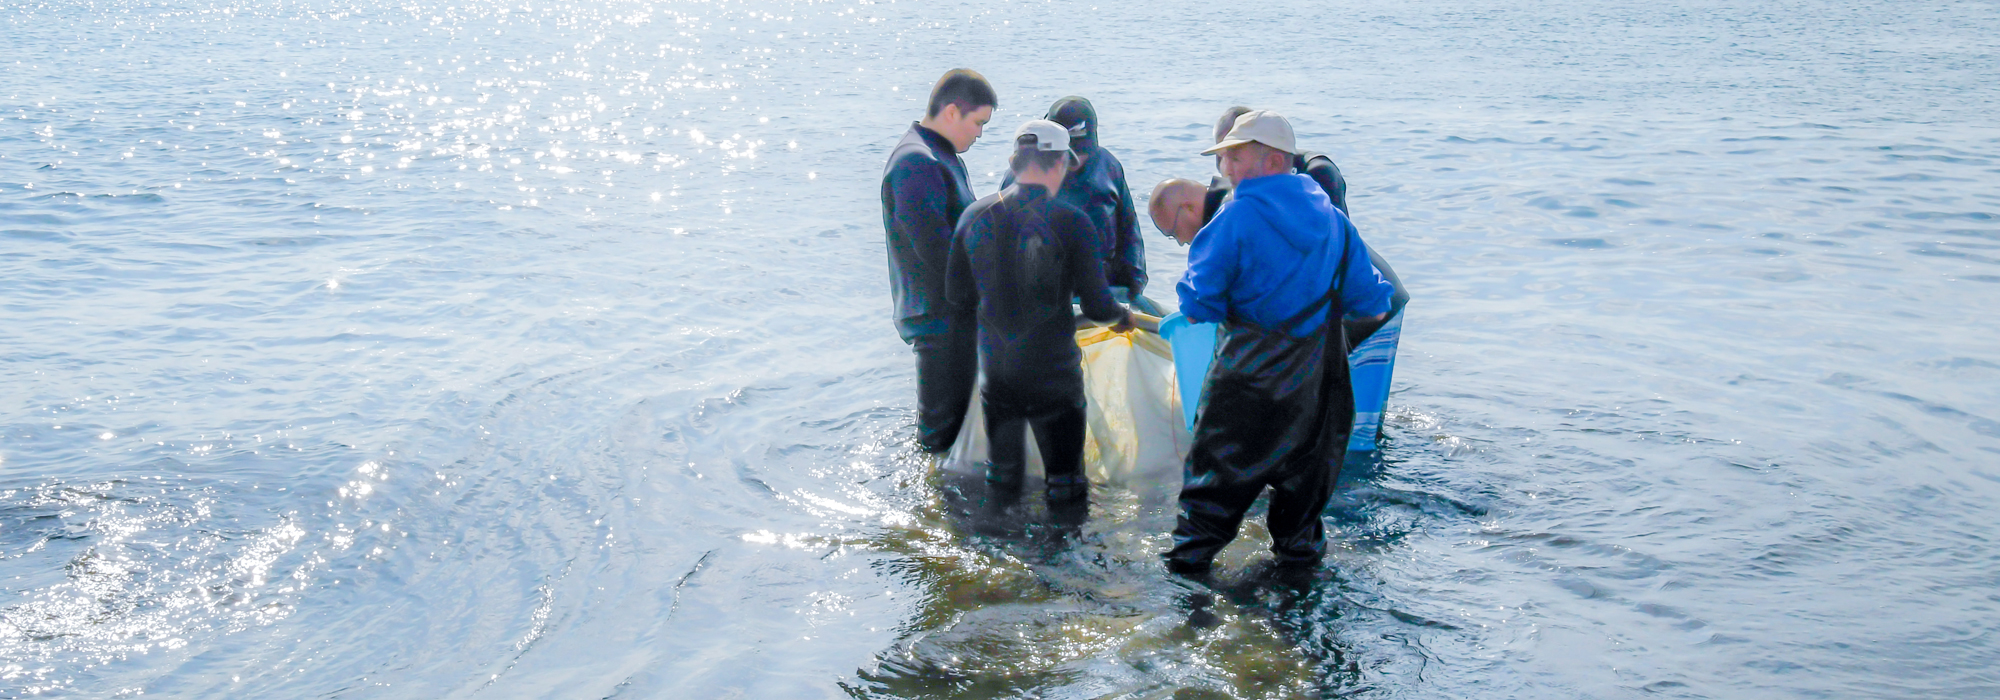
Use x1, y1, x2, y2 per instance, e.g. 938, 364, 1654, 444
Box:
926, 69, 997, 118
1009, 136, 1065, 174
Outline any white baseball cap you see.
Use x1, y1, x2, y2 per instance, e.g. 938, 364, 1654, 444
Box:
1015, 119, 1081, 166
1200, 109, 1298, 156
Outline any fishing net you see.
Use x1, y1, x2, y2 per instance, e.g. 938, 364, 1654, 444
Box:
941, 327, 1191, 498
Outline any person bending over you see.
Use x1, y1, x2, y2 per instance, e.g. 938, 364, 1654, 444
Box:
947, 120, 1132, 501
1148, 178, 1208, 246
1165, 110, 1393, 576
880, 69, 996, 453
1002, 96, 1153, 313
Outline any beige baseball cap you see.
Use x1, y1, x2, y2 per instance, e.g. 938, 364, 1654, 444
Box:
1200, 109, 1298, 155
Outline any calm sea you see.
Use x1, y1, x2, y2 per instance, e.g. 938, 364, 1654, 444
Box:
3, 0, 1997, 697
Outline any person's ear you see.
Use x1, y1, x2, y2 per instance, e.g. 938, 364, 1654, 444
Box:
940, 102, 961, 124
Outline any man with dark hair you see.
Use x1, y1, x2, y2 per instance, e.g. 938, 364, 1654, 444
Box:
1164, 110, 1394, 576
947, 120, 1132, 500
881, 69, 996, 453
926, 69, 1000, 123
1003, 97, 1152, 312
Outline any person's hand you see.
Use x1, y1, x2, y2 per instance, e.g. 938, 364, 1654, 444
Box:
1109, 311, 1136, 334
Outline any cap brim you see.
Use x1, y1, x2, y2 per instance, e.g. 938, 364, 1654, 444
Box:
1199, 137, 1256, 156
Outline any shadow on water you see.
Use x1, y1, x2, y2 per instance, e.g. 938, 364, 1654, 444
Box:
836, 457, 1449, 699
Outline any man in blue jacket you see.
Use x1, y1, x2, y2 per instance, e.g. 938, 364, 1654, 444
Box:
1207, 105, 1350, 218
1166, 110, 1395, 576
880, 69, 996, 453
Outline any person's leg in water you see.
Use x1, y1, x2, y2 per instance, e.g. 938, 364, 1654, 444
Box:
913, 321, 976, 452
1031, 399, 1089, 502
983, 394, 1028, 490
1265, 454, 1338, 569
1038, 402, 1091, 545
1165, 452, 1269, 575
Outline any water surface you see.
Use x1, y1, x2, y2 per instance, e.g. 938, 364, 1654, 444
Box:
3, 0, 1998, 697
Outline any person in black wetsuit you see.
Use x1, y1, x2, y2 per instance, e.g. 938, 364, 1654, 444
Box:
947, 120, 1133, 500
880, 69, 997, 453
1001, 97, 1154, 313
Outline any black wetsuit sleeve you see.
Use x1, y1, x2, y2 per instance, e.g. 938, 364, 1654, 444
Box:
1203, 177, 1231, 225
945, 215, 976, 314
1065, 209, 1127, 324
887, 157, 956, 290
1112, 171, 1147, 293
1298, 152, 1349, 216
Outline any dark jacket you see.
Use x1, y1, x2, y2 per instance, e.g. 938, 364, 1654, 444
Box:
947, 183, 1127, 405
1004, 144, 1147, 294
880, 123, 976, 341
1296, 151, 1348, 215
1177, 173, 1392, 335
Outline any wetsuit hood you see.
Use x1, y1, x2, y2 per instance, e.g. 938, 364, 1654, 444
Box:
1046, 96, 1097, 153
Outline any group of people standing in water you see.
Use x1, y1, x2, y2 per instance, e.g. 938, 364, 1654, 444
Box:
879, 69, 1394, 576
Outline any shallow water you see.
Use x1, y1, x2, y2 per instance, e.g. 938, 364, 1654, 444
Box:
3, 0, 1998, 697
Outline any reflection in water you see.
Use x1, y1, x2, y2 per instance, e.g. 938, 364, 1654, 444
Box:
844, 466, 1372, 699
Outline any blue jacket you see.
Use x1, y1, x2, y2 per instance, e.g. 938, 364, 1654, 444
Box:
1177, 173, 1392, 335
880, 123, 976, 341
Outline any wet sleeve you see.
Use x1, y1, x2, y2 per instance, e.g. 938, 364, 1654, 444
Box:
1176, 210, 1239, 324
945, 217, 976, 314
1202, 181, 1229, 225
1301, 154, 1349, 216
1066, 210, 1126, 324
1337, 222, 1393, 319
888, 157, 955, 280
1113, 170, 1147, 294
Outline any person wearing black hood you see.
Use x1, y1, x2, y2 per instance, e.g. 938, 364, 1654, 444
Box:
1003, 96, 1155, 313
880, 69, 996, 453
947, 120, 1133, 500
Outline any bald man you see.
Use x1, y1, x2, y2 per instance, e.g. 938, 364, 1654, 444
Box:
1148, 178, 1207, 246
